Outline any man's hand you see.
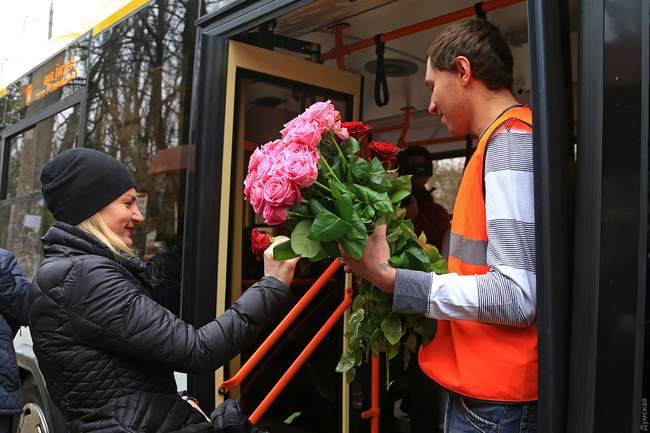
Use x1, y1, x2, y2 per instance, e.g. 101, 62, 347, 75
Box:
340, 224, 396, 293
263, 236, 299, 287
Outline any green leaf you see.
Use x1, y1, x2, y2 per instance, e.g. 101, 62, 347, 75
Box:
291, 220, 322, 258
284, 412, 302, 424
335, 193, 354, 222
381, 315, 403, 345
357, 204, 375, 221
309, 247, 329, 262
309, 198, 327, 215
342, 136, 360, 155
372, 195, 394, 214
386, 226, 403, 243
391, 175, 412, 193
369, 157, 393, 192
336, 351, 357, 373
340, 237, 365, 260
273, 240, 299, 260
390, 189, 411, 203
350, 155, 370, 181
309, 209, 351, 242
352, 294, 366, 312
406, 245, 429, 264
348, 308, 365, 339
387, 343, 400, 360
331, 158, 345, 182
321, 241, 340, 258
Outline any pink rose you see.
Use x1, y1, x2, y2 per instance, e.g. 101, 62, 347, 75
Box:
285, 151, 318, 187
248, 179, 266, 214
283, 120, 321, 149
333, 121, 349, 140
248, 147, 266, 173
263, 204, 289, 225
243, 171, 256, 199
263, 175, 300, 207
262, 139, 283, 154
302, 101, 339, 131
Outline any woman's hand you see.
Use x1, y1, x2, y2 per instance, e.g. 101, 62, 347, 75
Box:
263, 236, 300, 287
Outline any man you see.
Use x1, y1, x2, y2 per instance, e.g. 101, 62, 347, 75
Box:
0, 249, 31, 432
344, 19, 537, 432
397, 145, 450, 253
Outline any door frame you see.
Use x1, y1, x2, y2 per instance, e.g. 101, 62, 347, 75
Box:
183, 0, 361, 419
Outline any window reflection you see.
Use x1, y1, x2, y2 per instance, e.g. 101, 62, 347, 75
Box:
6, 105, 79, 199
0, 194, 54, 280
84, 0, 197, 315
201, 0, 239, 16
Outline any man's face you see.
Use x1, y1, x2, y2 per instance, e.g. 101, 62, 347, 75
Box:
425, 58, 470, 136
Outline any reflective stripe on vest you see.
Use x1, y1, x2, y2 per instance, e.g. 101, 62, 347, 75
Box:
419, 105, 538, 402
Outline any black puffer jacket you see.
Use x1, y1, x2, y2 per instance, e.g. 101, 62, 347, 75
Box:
0, 249, 31, 415
30, 223, 295, 433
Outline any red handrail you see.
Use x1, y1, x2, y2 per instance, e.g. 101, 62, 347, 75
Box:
249, 287, 353, 424
219, 260, 342, 395
320, 0, 525, 62
361, 354, 381, 433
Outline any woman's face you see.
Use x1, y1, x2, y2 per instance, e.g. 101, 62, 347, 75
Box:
98, 188, 144, 247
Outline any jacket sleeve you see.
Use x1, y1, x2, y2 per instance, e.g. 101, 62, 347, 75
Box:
0, 249, 32, 328
67, 260, 296, 373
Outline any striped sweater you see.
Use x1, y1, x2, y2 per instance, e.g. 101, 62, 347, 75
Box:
393, 120, 536, 328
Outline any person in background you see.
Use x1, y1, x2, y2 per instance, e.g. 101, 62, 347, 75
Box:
397, 145, 450, 252
30, 148, 299, 433
0, 249, 31, 433
343, 18, 537, 433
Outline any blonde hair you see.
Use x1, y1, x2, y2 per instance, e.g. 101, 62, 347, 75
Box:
78, 213, 135, 256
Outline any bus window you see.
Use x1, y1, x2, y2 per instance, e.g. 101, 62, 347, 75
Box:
83, 1, 196, 315
6, 105, 79, 199
430, 156, 465, 214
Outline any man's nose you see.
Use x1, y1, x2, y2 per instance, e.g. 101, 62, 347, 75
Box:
428, 100, 438, 116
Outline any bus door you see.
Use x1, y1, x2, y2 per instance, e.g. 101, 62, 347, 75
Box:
214, 40, 361, 433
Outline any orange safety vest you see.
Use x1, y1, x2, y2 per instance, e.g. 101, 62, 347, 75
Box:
419, 105, 537, 402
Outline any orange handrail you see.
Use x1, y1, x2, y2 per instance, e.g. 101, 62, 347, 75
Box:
219, 259, 342, 395
249, 287, 354, 425
320, 0, 524, 62
361, 354, 381, 433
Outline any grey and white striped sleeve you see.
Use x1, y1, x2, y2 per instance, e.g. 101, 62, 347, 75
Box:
392, 129, 536, 328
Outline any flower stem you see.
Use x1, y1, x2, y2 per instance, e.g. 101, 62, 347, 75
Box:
314, 180, 332, 193
318, 151, 342, 185
288, 211, 311, 218
328, 132, 347, 163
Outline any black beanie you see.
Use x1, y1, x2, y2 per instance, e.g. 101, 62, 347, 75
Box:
40, 148, 136, 225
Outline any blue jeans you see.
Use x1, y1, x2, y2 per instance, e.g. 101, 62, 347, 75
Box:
444, 393, 537, 433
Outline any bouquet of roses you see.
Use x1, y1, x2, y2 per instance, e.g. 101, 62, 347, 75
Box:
244, 101, 447, 380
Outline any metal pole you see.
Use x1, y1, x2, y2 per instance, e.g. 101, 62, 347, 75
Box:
526, 1, 575, 432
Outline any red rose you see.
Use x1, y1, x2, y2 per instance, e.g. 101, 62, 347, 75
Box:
341, 121, 371, 140
368, 141, 400, 169
251, 229, 271, 260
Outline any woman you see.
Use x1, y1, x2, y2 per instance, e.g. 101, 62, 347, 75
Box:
30, 148, 299, 433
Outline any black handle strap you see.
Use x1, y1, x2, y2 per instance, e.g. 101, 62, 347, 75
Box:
374, 34, 389, 107
474, 2, 487, 20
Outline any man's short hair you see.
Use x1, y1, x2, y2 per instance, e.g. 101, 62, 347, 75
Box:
427, 19, 513, 91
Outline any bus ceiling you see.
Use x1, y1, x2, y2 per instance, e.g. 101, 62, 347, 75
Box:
237, 0, 577, 155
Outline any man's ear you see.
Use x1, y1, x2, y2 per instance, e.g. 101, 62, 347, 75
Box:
455, 56, 472, 86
